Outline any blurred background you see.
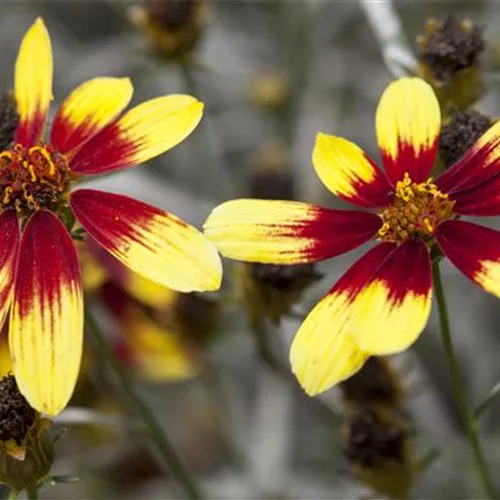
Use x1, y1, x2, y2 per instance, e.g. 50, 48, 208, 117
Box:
2, 0, 500, 498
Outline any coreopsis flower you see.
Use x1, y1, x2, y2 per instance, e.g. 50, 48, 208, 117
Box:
204, 76, 500, 395
0, 19, 222, 415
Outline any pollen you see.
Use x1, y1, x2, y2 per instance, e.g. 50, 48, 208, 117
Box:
0, 143, 70, 216
378, 173, 455, 243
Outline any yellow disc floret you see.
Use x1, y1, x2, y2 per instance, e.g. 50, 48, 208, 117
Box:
378, 173, 455, 243
0, 143, 70, 216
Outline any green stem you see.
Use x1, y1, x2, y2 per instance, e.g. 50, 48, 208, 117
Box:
432, 260, 496, 499
85, 307, 203, 500
6, 489, 20, 500
25, 487, 37, 500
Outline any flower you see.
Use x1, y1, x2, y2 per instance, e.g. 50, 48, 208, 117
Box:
81, 241, 219, 381
204, 76, 500, 395
0, 18, 222, 416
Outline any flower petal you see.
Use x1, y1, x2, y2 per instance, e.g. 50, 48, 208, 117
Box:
351, 239, 432, 355
436, 121, 500, 195
69, 95, 203, 174
86, 238, 178, 308
436, 220, 500, 298
290, 242, 396, 395
14, 18, 53, 146
51, 77, 134, 157
70, 189, 222, 293
10, 210, 83, 415
0, 211, 20, 332
203, 199, 382, 264
312, 133, 391, 207
376, 77, 440, 185
451, 174, 500, 216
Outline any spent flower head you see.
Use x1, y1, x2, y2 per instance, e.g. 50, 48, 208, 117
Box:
0, 18, 222, 416
204, 77, 500, 395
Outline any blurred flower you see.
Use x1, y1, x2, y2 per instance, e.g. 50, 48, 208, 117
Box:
0, 18, 222, 416
83, 243, 219, 382
439, 109, 493, 168
249, 71, 289, 110
343, 407, 413, 499
129, 0, 208, 62
236, 143, 321, 325
417, 16, 485, 112
0, 375, 54, 492
204, 77, 500, 395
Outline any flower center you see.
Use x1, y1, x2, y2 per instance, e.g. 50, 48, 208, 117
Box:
378, 173, 455, 243
0, 143, 70, 216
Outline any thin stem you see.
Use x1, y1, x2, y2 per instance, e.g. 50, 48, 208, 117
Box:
85, 306, 203, 500
6, 489, 20, 500
25, 487, 37, 500
432, 260, 496, 499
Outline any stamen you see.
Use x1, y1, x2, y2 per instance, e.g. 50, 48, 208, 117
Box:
378, 173, 455, 243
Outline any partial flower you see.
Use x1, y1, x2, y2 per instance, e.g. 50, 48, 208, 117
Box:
204, 76, 500, 395
0, 18, 222, 416
417, 16, 485, 112
129, 0, 208, 62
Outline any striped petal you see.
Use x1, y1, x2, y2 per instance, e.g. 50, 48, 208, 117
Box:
312, 133, 391, 208
351, 239, 432, 355
10, 210, 83, 415
451, 174, 500, 216
436, 220, 500, 298
0, 211, 21, 332
87, 238, 178, 308
290, 243, 396, 396
376, 78, 440, 185
70, 189, 222, 293
203, 199, 382, 264
14, 18, 53, 146
51, 77, 134, 157
436, 121, 500, 195
69, 95, 203, 174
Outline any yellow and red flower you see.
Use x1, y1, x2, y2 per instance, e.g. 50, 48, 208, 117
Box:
204, 77, 500, 396
0, 19, 222, 415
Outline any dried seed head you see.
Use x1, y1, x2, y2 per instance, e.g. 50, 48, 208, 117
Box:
0, 94, 19, 151
418, 16, 484, 84
0, 375, 36, 447
439, 110, 492, 168
344, 408, 409, 469
340, 357, 402, 407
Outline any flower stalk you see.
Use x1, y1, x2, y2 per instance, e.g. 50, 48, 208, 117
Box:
85, 306, 203, 500
432, 259, 496, 499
